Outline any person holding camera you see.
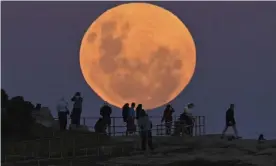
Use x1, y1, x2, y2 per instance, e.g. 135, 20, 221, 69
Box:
71, 92, 83, 127
56, 97, 69, 130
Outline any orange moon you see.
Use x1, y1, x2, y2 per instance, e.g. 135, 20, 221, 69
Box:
80, 3, 196, 110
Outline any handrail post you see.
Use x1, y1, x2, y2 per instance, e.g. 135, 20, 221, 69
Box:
83, 117, 86, 126
112, 117, 115, 136
156, 124, 159, 136
73, 137, 76, 157
60, 137, 63, 158
48, 139, 51, 159
199, 116, 202, 135
203, 116, 206, 135
194, 116, 197, 136
160, 123, 163, 136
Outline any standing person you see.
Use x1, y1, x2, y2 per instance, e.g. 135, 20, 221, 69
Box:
35, 104, 42, 111
180, 103, 195, 136
56, 98, 69, 131
122, 103, 130, 135
122, 103, 129, 123
71, 92, 83, 128
221, 104, 240, 139
127, 102, 136, 135
136, 104, 143, 120
100, 102, 112, 135
138, 110, 154, 154
161, 104, 175, 135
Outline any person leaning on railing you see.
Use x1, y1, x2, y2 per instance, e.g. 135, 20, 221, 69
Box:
179, 103, 195, 136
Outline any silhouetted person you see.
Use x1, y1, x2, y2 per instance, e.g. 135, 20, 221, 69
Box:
56, 98, 69, 130
161, 104, 175, 135
71, 92, 83, 127
94, 118, 107, 134
35, 103, 41, 110
180, 103, 195, 136
122, 103, 130, 135
100, 102, 112, 135
258, 134, 266, 144
221, 104, 240, 139
138, 110, 154, 153
126, 102, 136, 135
136, 104, 143, 120
122, 103, 129, 123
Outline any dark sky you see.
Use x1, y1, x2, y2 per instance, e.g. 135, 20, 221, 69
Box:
2, 2, 276, 138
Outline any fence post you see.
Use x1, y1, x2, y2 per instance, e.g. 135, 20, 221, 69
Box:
160, 123, 163, 136
203, 116, 206, 135
83, 117, 86, 126
48, 139, 51, 158
200, 116, 203, 135
156, 124, 159, 136
194, 116, 197, 136
112, 117, 116, 136
60, 137, 63, 158
197, 116, 201, 136
73, 137, 76, 157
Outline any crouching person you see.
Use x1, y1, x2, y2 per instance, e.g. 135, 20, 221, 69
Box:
94, 118, 107, 134
138, 110, 154, 154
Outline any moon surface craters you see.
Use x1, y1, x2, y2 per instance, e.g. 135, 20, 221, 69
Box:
87, 32, 97, 43
98, 20, 131, 74
93, 18, 185, 108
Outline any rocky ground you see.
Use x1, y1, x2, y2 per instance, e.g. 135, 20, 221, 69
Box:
99, 135, 276, 166
2, 134, 276, 166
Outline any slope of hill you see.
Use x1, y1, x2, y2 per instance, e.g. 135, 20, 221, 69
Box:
99, 135, 276, 166
2, 133, 276, 166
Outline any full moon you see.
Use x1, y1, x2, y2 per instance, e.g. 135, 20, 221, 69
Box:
80, 3, 196, 110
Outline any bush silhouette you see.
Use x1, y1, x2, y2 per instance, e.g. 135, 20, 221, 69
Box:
1, 89, 35, 138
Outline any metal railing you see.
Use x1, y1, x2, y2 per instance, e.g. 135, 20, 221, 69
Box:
63, 115, 206, 136
2, 115, 206, 165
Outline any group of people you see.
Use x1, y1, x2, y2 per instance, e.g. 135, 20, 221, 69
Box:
122, 102, 154, 151
161, 103, 195, 136
56, 92, 83, 130
57, 93, 241, 151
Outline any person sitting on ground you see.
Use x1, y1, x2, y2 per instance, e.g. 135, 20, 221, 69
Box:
221, 104, 240, 139
161, 104, 175, 135
94, 118, 107, 134
100, 102, 112, 135
138, 110, 154, 153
